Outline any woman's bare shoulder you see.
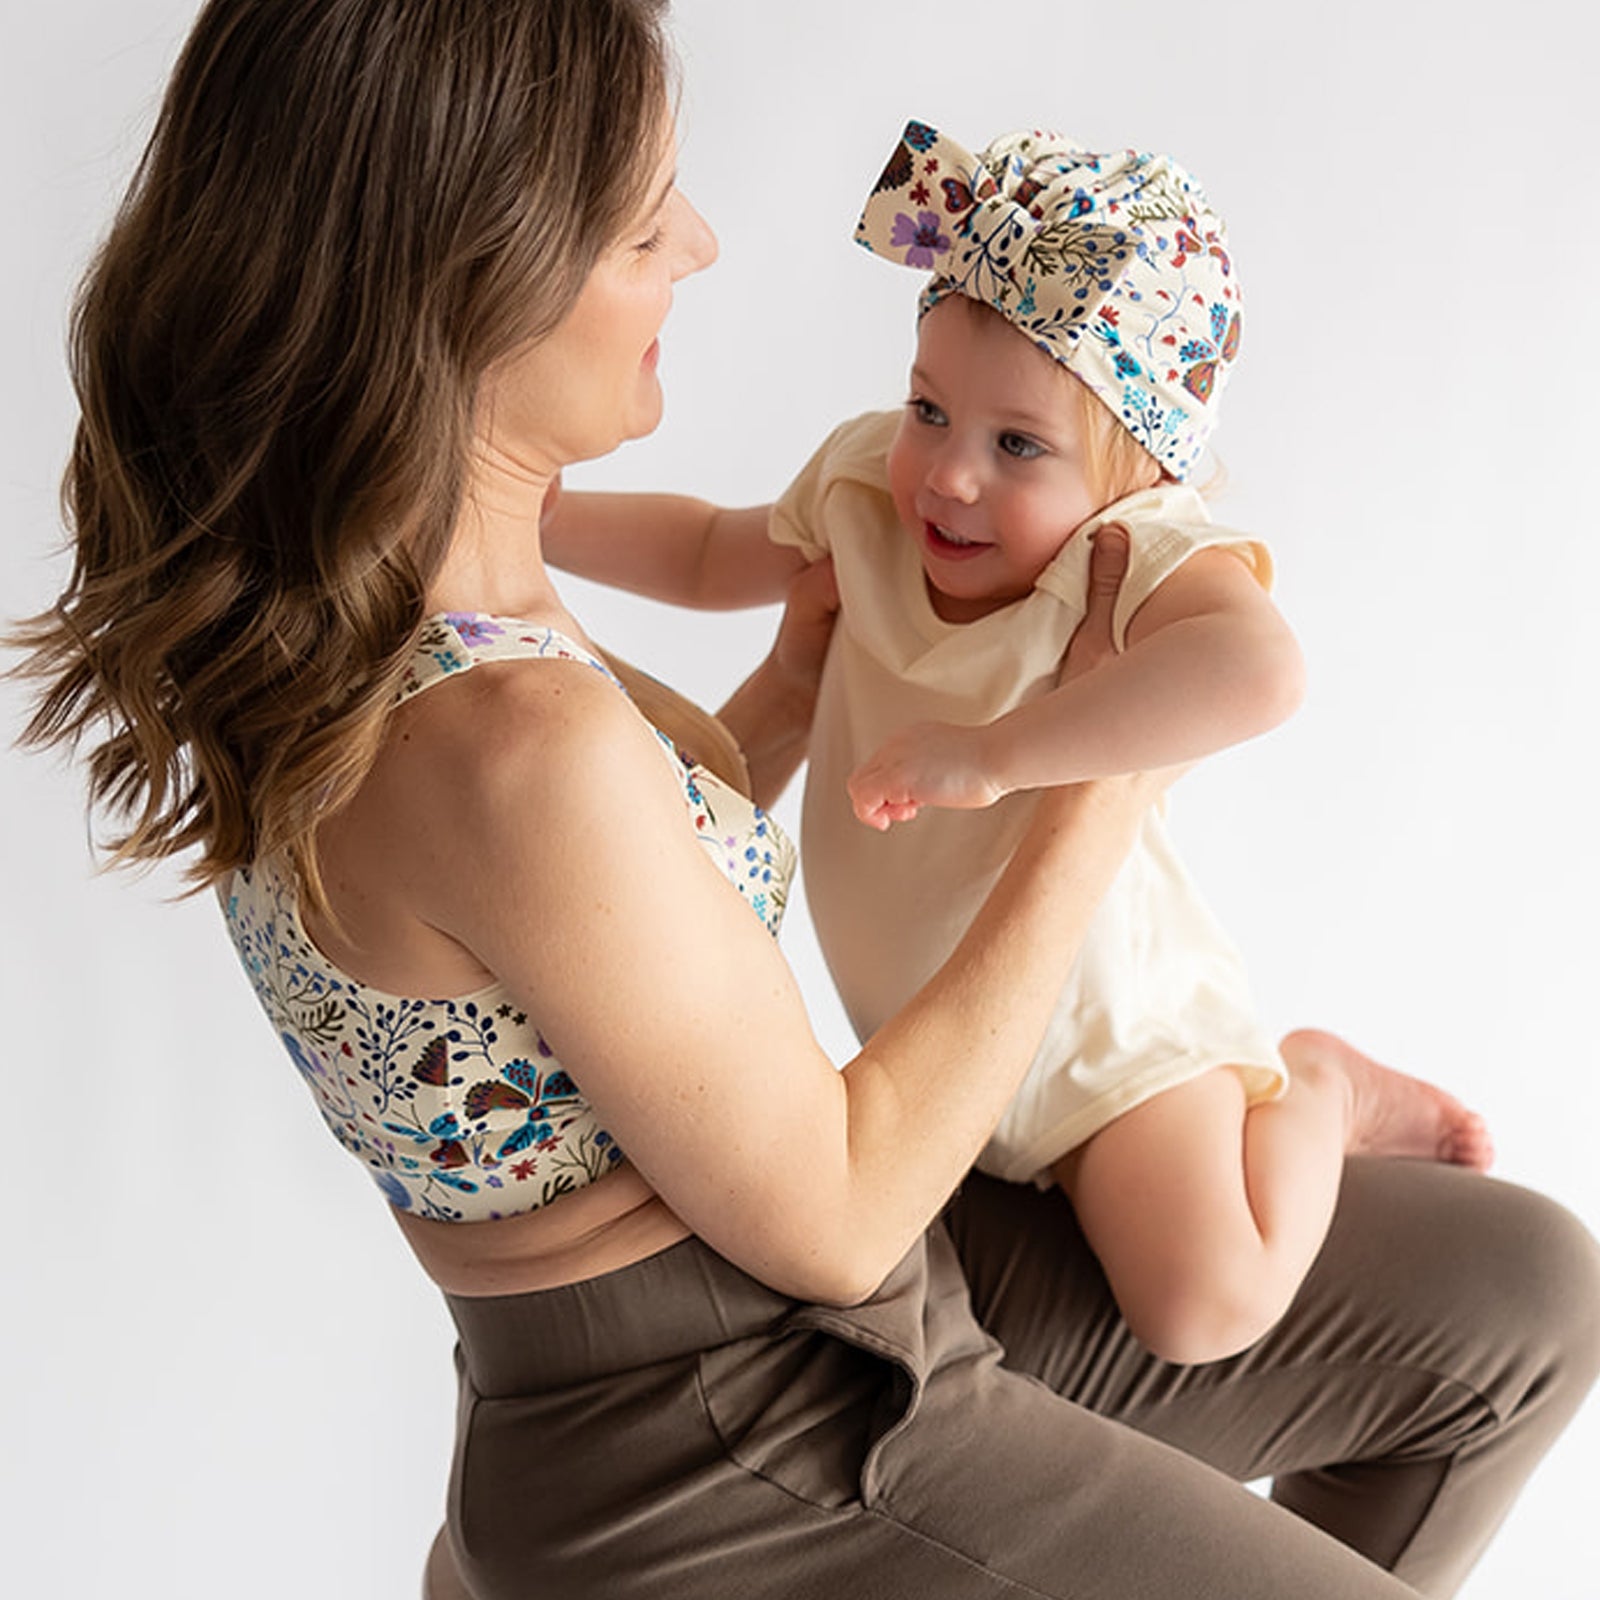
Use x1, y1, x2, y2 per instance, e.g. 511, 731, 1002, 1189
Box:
380, 651, 693, 912
311, 653, 673, 985
399, 651, 661, 797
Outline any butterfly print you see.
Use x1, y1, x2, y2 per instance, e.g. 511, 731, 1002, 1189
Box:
941, 175, 976, 214
872, 139, 915, 196
1179, 302, 1241, 401
1220, 305, 1241, 360
465, 1079, 531, 1117
411, 1036, 450, 1087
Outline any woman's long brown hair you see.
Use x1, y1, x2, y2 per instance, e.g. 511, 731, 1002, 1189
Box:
10, 0, 669, 912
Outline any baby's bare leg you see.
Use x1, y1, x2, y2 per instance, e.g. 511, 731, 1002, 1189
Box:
1057, 1065, 1349, 1365
1057, 1041, 1493, 1367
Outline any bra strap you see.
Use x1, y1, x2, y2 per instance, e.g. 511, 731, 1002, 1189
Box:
398, 614, 619, 706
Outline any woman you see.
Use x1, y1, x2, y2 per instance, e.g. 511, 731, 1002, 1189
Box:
12, 2, 1597, 1596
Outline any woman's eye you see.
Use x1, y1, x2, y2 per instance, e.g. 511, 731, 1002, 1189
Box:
908, 396, 946, 426
635, 227, 665, 254
999, 431, 1043, 460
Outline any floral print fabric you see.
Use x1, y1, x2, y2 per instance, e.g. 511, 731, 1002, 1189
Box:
224, 614, 795, 1222
855, 121, 1241, 482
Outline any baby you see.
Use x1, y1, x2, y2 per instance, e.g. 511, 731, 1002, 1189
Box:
771, 122, 1492, 1363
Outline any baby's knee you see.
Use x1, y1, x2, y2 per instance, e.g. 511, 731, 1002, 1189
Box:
1119, 1266, 1292, 1367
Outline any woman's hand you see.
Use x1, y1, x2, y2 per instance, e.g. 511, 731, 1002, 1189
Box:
766, 555, 840, 708
716, 556, 840, 809
1048, 524, 1190, 797
1061, 525, 1129, 683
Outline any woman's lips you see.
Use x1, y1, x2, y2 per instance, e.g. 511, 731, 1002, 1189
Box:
922, 520, 990, 561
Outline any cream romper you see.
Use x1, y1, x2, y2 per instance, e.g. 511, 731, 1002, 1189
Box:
772, 410, 1288, 1183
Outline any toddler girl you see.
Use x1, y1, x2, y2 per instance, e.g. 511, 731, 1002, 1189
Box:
771, 122, 1492, 1363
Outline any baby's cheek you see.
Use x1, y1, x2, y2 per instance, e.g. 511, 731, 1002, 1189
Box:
884, 435, 922, 535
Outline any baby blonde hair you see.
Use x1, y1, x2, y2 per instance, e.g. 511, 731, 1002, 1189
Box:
1063, 366, 1167, 508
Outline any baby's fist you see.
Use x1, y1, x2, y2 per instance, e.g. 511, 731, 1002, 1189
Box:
847, 721, 1004, 829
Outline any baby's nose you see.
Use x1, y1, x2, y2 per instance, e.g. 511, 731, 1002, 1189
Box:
926, 446, 980, 503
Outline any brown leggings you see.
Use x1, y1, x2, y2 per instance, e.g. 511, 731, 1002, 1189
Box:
439, 1160, 1599, 1599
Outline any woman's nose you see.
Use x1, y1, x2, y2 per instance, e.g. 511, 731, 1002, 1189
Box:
671, 193, 719, 280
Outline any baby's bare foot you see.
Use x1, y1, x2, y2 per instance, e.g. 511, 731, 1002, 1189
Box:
1280, 1028, 1494, 1170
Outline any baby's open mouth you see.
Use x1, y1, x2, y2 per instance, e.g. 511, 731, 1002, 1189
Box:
925, 521, 989, 555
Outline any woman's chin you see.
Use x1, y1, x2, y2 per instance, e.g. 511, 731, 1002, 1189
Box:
573, 396, 665, 463
621, 381, 666, 447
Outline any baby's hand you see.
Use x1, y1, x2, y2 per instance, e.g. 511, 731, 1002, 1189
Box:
847, 722, 1005, 830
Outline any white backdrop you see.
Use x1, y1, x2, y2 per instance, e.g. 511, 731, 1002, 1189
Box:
3, 2, 1596, 1596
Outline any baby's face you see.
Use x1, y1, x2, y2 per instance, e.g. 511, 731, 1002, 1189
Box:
887, 297, 1104, 623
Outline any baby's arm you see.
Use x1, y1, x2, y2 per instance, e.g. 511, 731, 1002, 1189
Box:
849, 545, 1304, 828
542, 484, 807, 608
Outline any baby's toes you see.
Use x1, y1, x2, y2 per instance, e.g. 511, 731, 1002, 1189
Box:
1446, 1111, 1495, 1171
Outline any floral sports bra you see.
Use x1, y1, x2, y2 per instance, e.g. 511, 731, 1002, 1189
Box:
223, 614, 796, 1223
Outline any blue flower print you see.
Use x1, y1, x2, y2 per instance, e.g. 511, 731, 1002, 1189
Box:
281, 1030, 325, 1084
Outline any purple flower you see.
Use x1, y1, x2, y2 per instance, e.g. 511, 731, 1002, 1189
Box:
445, 613, 505, 647
891, 210, 950, 270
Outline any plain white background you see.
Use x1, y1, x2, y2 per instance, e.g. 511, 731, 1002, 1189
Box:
3, 2, 1596, 1595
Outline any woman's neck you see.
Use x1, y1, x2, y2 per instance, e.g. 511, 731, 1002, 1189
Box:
428, 445, 570, 624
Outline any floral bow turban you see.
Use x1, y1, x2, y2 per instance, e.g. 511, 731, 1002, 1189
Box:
855, 121, 1242, 481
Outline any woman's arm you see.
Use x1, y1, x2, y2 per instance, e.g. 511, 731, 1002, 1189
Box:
849, 545, 1304, 828
542, 485, 807, 608
408, 542, 1153, 1306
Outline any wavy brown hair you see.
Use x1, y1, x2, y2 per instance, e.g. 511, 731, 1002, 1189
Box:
9, 0, 670, 911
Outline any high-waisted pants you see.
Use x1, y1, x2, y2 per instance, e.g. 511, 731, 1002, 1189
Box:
442, 1159, 1600, 1598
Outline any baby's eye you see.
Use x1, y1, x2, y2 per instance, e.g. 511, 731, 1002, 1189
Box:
998, 431, 1044, 460
908, 396, 947, 427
